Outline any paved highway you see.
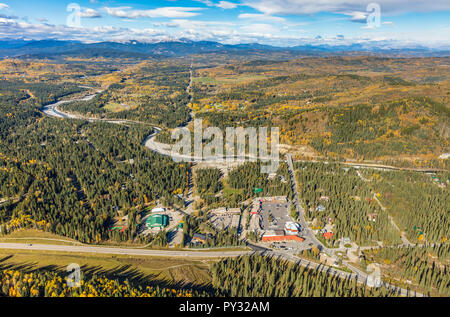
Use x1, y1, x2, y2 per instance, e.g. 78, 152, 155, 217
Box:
0, 242, 423, 296
286, 154, 333, 254
39, 71, 429, 297
0, 243, 251, 258
269, 250, 424, 297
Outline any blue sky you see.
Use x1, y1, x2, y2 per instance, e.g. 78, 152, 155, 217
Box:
0, 0, 449, 47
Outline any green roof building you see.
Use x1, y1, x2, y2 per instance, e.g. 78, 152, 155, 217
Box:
146, 214, 169, 229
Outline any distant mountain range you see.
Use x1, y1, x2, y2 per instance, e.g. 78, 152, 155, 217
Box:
0, 39, 449, 59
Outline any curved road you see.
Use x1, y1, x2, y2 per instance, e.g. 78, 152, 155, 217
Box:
36, 75, 428, 296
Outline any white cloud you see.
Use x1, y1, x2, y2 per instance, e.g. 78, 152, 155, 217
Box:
0, 3, 8, 10
344, 11, 367, 23
216, 1, 239, 9
164, 19, 234, 28
104, 6, 203, 19
244, 0, 450, 15
0, 3, 448, 48
241, 23, 279, 35
159, 19, 238, 42
0, 17, 447, 48
194, 1, 238, 9
0, 18, 170, 43
238, 13, 286, 22
80, 8, 102, 18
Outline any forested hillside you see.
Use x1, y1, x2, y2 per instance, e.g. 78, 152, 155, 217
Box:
362, 244, 449, 296
360, 169, 449, 243
195, 168, 223, 205
0, 77, 189, 244
295, 162, 401, 246
191, 56, 450, 168
226, 162, 293, 204
0, 265, 209, 297
60, 61, 192, 128
211, 255, 398, 297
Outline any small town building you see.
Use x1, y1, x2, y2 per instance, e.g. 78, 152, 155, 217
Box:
262, 229, 305, 242
210, 207, 241, 215
146, 214, 169, 229
250, 202, 261, 215
251, 209, 260, 215
323, 232, 334, 239
192, 233, 208, 244
284, 222, 301, 235
151, 207, 166, 213
316, 205, 326, 212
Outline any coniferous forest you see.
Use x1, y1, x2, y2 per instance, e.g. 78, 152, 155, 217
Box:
211, 255, 399, 297
0, 49, 448, 299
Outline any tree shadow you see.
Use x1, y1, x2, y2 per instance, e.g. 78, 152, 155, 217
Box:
0, 255, 217, 295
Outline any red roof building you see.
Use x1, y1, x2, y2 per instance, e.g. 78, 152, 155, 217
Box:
262, 235, 305, 243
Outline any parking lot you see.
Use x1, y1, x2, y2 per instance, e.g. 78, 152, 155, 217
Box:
269, 241, 313, 252
261, 201, 291, 232
139, 210, 184, 236
209, 213, 241, 231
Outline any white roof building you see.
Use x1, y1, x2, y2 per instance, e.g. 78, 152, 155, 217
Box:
151, 207, 166, 213
284, 222, 301, 235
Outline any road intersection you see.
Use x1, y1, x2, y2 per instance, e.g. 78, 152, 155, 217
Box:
36, 68, 432, 297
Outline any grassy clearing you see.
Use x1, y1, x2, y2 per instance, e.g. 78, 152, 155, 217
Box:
0, 249, 213, 287
222, 187, 244, 195
0, 229, 82, 245
193, 77, 218, 85
193, 75, 267, 85
103, 102, 137, 113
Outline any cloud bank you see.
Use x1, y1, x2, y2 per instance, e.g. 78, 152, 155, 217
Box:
244, 0, 450, 15
104, 6, 203, 19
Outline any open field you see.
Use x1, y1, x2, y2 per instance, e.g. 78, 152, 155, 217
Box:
0, 45, 448, 298
0, 248, 213, 288
103, 102, 137, 113
0, 229, 83, 246
192, 56, 450, 168
192, 74, 267, 85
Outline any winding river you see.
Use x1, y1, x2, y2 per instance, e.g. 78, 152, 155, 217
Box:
42, 91, 281, 163
42, 92, 446, 173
